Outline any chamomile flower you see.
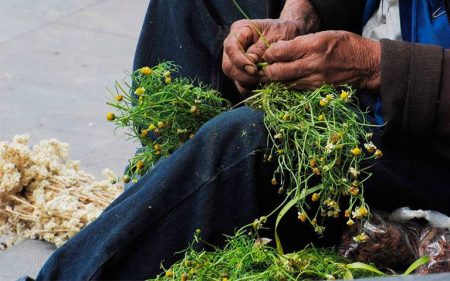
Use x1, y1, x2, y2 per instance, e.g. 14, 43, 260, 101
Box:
134, 87, 145, 96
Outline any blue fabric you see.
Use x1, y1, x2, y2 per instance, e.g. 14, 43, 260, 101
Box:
363, 0, 381, 25
36, 107, 343, 280
401, 0, 450, 46
364, 0, 450, 125
364, 0, 450, 44
399, 0, 413, 41
420, 0, 450, 46
362, 0, 384, 125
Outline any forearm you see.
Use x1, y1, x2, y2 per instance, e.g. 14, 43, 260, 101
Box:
280, 0, 320, 33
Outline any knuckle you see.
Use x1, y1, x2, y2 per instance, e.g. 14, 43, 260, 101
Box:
225, 40, 247, 55
272, 48, 284, 59
222, 59, 232, 75
248, 42, 265, 54
223, 41, 234, 55
223, 35, 231, 46
266, 45, 285, 61
228, 52, 244, 65
265, 66, 281, 81
229, 21, 240, 30
231, 19, 249, 30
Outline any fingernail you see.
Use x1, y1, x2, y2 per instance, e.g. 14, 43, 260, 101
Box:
244, 65, 257, 75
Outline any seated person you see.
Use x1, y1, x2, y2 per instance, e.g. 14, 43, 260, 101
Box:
34, 0, 450, 280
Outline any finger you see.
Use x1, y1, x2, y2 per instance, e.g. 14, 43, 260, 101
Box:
246, 39, 269, 62
263, 36, 311, 63
263, 40, 303, 63
227, 20, 257, 51
262, 59, 318, 82
289, 74, 326, 90
223, 39, 257, 75
222, 53, 259, 85
224, 26, 259, 68
245, 52, 259, 65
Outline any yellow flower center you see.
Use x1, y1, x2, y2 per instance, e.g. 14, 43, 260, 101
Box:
134, 87, 145, 96
106, 112, 115, 121
139, 66, 153, 75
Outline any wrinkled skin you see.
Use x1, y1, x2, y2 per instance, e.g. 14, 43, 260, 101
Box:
222, 5, 381, 94
261, 31, 381, 91
222, 19, 312, 95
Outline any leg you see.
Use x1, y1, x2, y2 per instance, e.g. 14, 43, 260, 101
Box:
37, 114, 450, 280
36, 107, 292, 280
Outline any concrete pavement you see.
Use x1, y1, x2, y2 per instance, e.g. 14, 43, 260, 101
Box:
0, 0, 148, 177
0, 0, 149, 279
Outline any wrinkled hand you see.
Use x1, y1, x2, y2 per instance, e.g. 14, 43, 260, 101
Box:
222, 19, 314, 95
261, 31, 381, 91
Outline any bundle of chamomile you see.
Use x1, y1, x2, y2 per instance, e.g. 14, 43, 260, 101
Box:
151, 229, 385, 281
244, 83, 382, 251
107, 62, 232, 184
107, 62, 382, 234
107, 62, 386, 279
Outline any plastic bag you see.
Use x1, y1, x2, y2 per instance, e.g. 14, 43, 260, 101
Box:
390, 207, 450, 230
338, 211, 421, 270
391, 207, 450, 274
417, 227, 450, 274
339, 207, 450, 273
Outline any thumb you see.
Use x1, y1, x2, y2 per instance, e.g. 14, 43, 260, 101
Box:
234, 81, 254, 96
245, 39, 269, 63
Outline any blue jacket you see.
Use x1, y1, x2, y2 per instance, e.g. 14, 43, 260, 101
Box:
363, 0, 450, 47
363, 0, 450, 124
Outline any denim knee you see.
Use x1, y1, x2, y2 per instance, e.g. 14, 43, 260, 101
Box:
123, 106, 265, 191
177, 106, 268, 175
196, 106, 266, 146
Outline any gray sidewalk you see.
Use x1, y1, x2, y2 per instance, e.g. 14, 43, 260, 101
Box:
0, 0, 148, 177
0, 0, 148, 279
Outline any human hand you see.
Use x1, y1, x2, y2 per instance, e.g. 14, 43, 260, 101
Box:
222, 19, 308, 95
261, 31, 381, 91
222, 0, 320, 95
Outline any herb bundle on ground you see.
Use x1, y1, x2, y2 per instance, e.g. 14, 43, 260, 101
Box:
0, 135, 123, 249
107, 62, 231, 183
150, 229, 384, 281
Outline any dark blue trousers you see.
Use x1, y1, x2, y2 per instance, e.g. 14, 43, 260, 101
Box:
35, 1, 450, 280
